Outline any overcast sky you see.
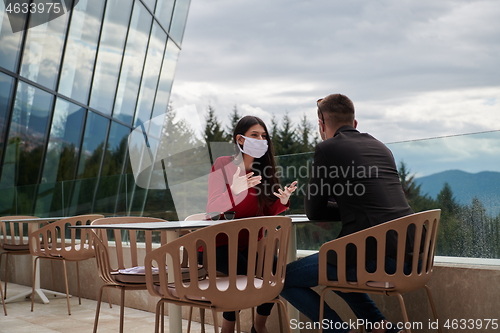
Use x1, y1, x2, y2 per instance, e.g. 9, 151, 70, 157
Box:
169, 0, 500, 144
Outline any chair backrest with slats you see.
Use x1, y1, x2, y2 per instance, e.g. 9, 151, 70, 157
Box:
29, 215, 103, 260
91, 217, 168, 285
0, 216, 40, 249
145, 216, 291, 312
318, 209, 441, 294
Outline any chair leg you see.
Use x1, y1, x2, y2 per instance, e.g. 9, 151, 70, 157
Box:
2, 253, 9, 299
275, 299, 292, 333
212, 308, 219, 333
276, 301, 284, 333
160, 301, 165, 333
200, 308, 206, 333
62, 260, 71, 315
319, 287, 329, 333
93, 285, 106, 333
105, 288, 112, 308
119, 288, 125, 333
395, 292, 411, 333
154, 300, 162, 333
31, 256, 39, 312
51, 260, 56, 294
188, 306, 193, 333
76, 261, 81, 305
0, 279, 6, 316
424, 285, 442, 333
236, 311, 241, 333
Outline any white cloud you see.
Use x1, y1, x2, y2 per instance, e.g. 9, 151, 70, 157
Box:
171, 0, 500, 142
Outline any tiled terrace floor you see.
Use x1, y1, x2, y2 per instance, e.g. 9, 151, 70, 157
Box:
0, 283, 215, 333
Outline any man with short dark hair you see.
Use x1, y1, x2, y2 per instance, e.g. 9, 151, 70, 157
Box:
281, 94, 413, 333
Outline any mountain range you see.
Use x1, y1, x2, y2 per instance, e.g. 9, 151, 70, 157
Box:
415, 170, 500, 217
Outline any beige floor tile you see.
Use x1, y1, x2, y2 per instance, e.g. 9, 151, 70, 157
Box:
0, 283, 217, 333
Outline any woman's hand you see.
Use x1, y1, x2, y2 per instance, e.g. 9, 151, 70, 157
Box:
230, 167, 262, 195
274, 181, 298, 205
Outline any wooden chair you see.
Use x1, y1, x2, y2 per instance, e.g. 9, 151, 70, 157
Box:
0, 216, 41, 300
145, 216, 293, 333
29, 214, 103, 314
318, 210, 442, 333
90, 216, 205, 333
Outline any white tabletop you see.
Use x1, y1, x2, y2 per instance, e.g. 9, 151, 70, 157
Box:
71, 215, 322, 230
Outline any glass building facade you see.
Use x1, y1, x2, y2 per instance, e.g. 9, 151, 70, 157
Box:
0, 0, 190, 218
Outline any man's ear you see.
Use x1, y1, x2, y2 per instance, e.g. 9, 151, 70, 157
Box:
353, 119, 358, 129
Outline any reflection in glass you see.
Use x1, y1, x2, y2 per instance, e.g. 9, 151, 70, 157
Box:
0, 81, 54, 189
152, 41, 180, 118
42, 98, 85, 183
36, 98, 84, 216
76, 111, 108, 179
19, 0, 73, 90
0, 1, 28, 72
89, 0, 133, 115
0, 73, 15, 159
141, 0, 156, 12
68, 111, 108, 215
155, 0, 175, 31
134, 22, 167, 127
113, 1, 152, 125
94, 122, 130, 213
169, 0, 191, 43
58, 0, 105, 104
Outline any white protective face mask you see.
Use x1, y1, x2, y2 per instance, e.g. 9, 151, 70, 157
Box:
237, 135, 268, 158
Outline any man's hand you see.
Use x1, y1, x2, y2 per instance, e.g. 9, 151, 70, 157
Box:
230, 167, 262, 195
274, 181, 298, 205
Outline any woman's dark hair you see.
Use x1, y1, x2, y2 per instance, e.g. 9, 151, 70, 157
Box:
233, 116, 281, 214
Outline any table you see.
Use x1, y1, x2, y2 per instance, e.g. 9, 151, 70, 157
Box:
1, 217, 69, 304
75, 216, 316, 333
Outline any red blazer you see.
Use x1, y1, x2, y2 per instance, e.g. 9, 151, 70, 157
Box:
206, 156, 289, 249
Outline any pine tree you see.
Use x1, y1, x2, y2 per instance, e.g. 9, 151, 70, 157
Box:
225, 105, 241, 142
297, 114, 314, 153
204, 105, 226, 144
270, 114, 282, 155
436, 182, 459, 213
275, 112, 298, 156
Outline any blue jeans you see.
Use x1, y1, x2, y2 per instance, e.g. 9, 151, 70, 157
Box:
280, 253, 411, 333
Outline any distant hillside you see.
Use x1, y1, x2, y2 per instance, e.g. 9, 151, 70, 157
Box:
415, 170, 500, 217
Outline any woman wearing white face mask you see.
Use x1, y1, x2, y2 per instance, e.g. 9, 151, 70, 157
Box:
205, 115, 297, 333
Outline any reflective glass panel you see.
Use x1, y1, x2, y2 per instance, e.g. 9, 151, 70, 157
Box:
89, 0, 133, 115
101, 121, 130, 177
58, 0, 105, 104
134, 22, 167, 127
152, 40, 179, 118
0, 81, 54, 188
0, 1, 28, 72
94, 121, 130, 213
19, 0, 72, 90
155, 0, 175, 31
0, 72, 15, 159
68, 176, 98, 215
113, 1, 152, 125
169, 0, 191, 44
42, 98, 85, 183
76, 111, 108, 179
141, 0, 156, 12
